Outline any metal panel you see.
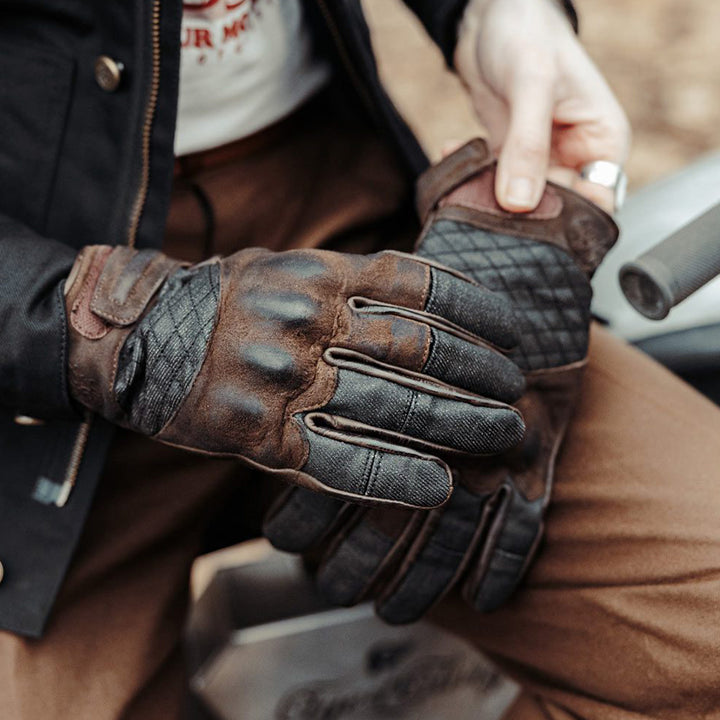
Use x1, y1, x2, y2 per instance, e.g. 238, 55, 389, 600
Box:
187, 549, 518, 720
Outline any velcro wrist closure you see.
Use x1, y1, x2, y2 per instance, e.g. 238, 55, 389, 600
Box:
90, 247, 184, 327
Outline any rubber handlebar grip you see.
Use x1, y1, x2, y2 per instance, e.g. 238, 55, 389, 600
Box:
619, 203, 720, 320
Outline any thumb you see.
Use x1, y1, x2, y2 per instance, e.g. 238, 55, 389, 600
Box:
495, 75, 555, 212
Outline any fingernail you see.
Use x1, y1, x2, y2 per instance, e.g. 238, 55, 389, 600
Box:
505, 177, 536, 208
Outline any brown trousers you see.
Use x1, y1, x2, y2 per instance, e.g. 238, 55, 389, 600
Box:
3, 92, 720, 720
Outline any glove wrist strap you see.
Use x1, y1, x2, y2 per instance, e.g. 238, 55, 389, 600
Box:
64, 245, 183, 420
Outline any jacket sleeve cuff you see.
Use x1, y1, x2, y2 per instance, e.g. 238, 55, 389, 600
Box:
406, 0, 578, 69
0, 215, 78, 419
405, 0, 472, 67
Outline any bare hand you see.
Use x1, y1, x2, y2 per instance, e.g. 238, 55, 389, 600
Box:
454, 0, 631, 213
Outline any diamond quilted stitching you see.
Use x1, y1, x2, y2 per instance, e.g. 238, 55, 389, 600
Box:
417, 220, 591, 371
115, 263, 220, 434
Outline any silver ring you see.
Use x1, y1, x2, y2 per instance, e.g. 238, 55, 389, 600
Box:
579, 160, 627, 211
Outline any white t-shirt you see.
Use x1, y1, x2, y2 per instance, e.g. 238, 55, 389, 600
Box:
175, 0, 331, 156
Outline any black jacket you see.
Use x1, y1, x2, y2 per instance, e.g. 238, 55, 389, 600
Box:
0, 0, 473, 638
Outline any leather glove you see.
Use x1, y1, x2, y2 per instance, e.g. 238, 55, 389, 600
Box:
64, 242, 526, 508
263, 139, 618, 620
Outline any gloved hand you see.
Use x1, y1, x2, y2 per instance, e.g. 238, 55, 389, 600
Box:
263, 139, 618, 620
64, 242, 526, 508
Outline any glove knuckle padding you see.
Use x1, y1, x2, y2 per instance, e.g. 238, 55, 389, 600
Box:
343, 310, 432, 372
157, 249, 338, 469
354, 251, 430, 311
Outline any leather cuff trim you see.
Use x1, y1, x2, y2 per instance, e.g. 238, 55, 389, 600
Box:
415, 138, 493, 222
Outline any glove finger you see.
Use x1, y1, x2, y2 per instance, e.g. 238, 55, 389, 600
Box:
374, 486, 494, 625
353, 252, 519, 350
463, 483, 544, 612
263, 486, 347, 553
319, 361, 525, 456
298, 414, 454, 508
343, 306, 525, 402
315, 506, 422, 607
420, 261, 519, 349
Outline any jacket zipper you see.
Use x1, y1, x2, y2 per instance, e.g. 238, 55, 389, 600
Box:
127, 0, 162, 249
314, 0, 380, 123
58, 0, 162, 507
55, 412, 93, 508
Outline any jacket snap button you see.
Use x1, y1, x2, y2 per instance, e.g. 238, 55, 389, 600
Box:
0, 561, 4, 585
14, 415, 45, 427
94, 55, 123, 92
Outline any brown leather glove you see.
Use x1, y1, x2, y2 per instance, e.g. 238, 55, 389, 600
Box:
64, 243, 526, 508
263, 139, 618, 620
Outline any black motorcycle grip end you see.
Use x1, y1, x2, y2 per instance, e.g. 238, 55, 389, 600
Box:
619, 203, 720, 320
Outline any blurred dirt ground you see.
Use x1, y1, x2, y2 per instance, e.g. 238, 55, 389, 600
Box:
362, 0, 720, 190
